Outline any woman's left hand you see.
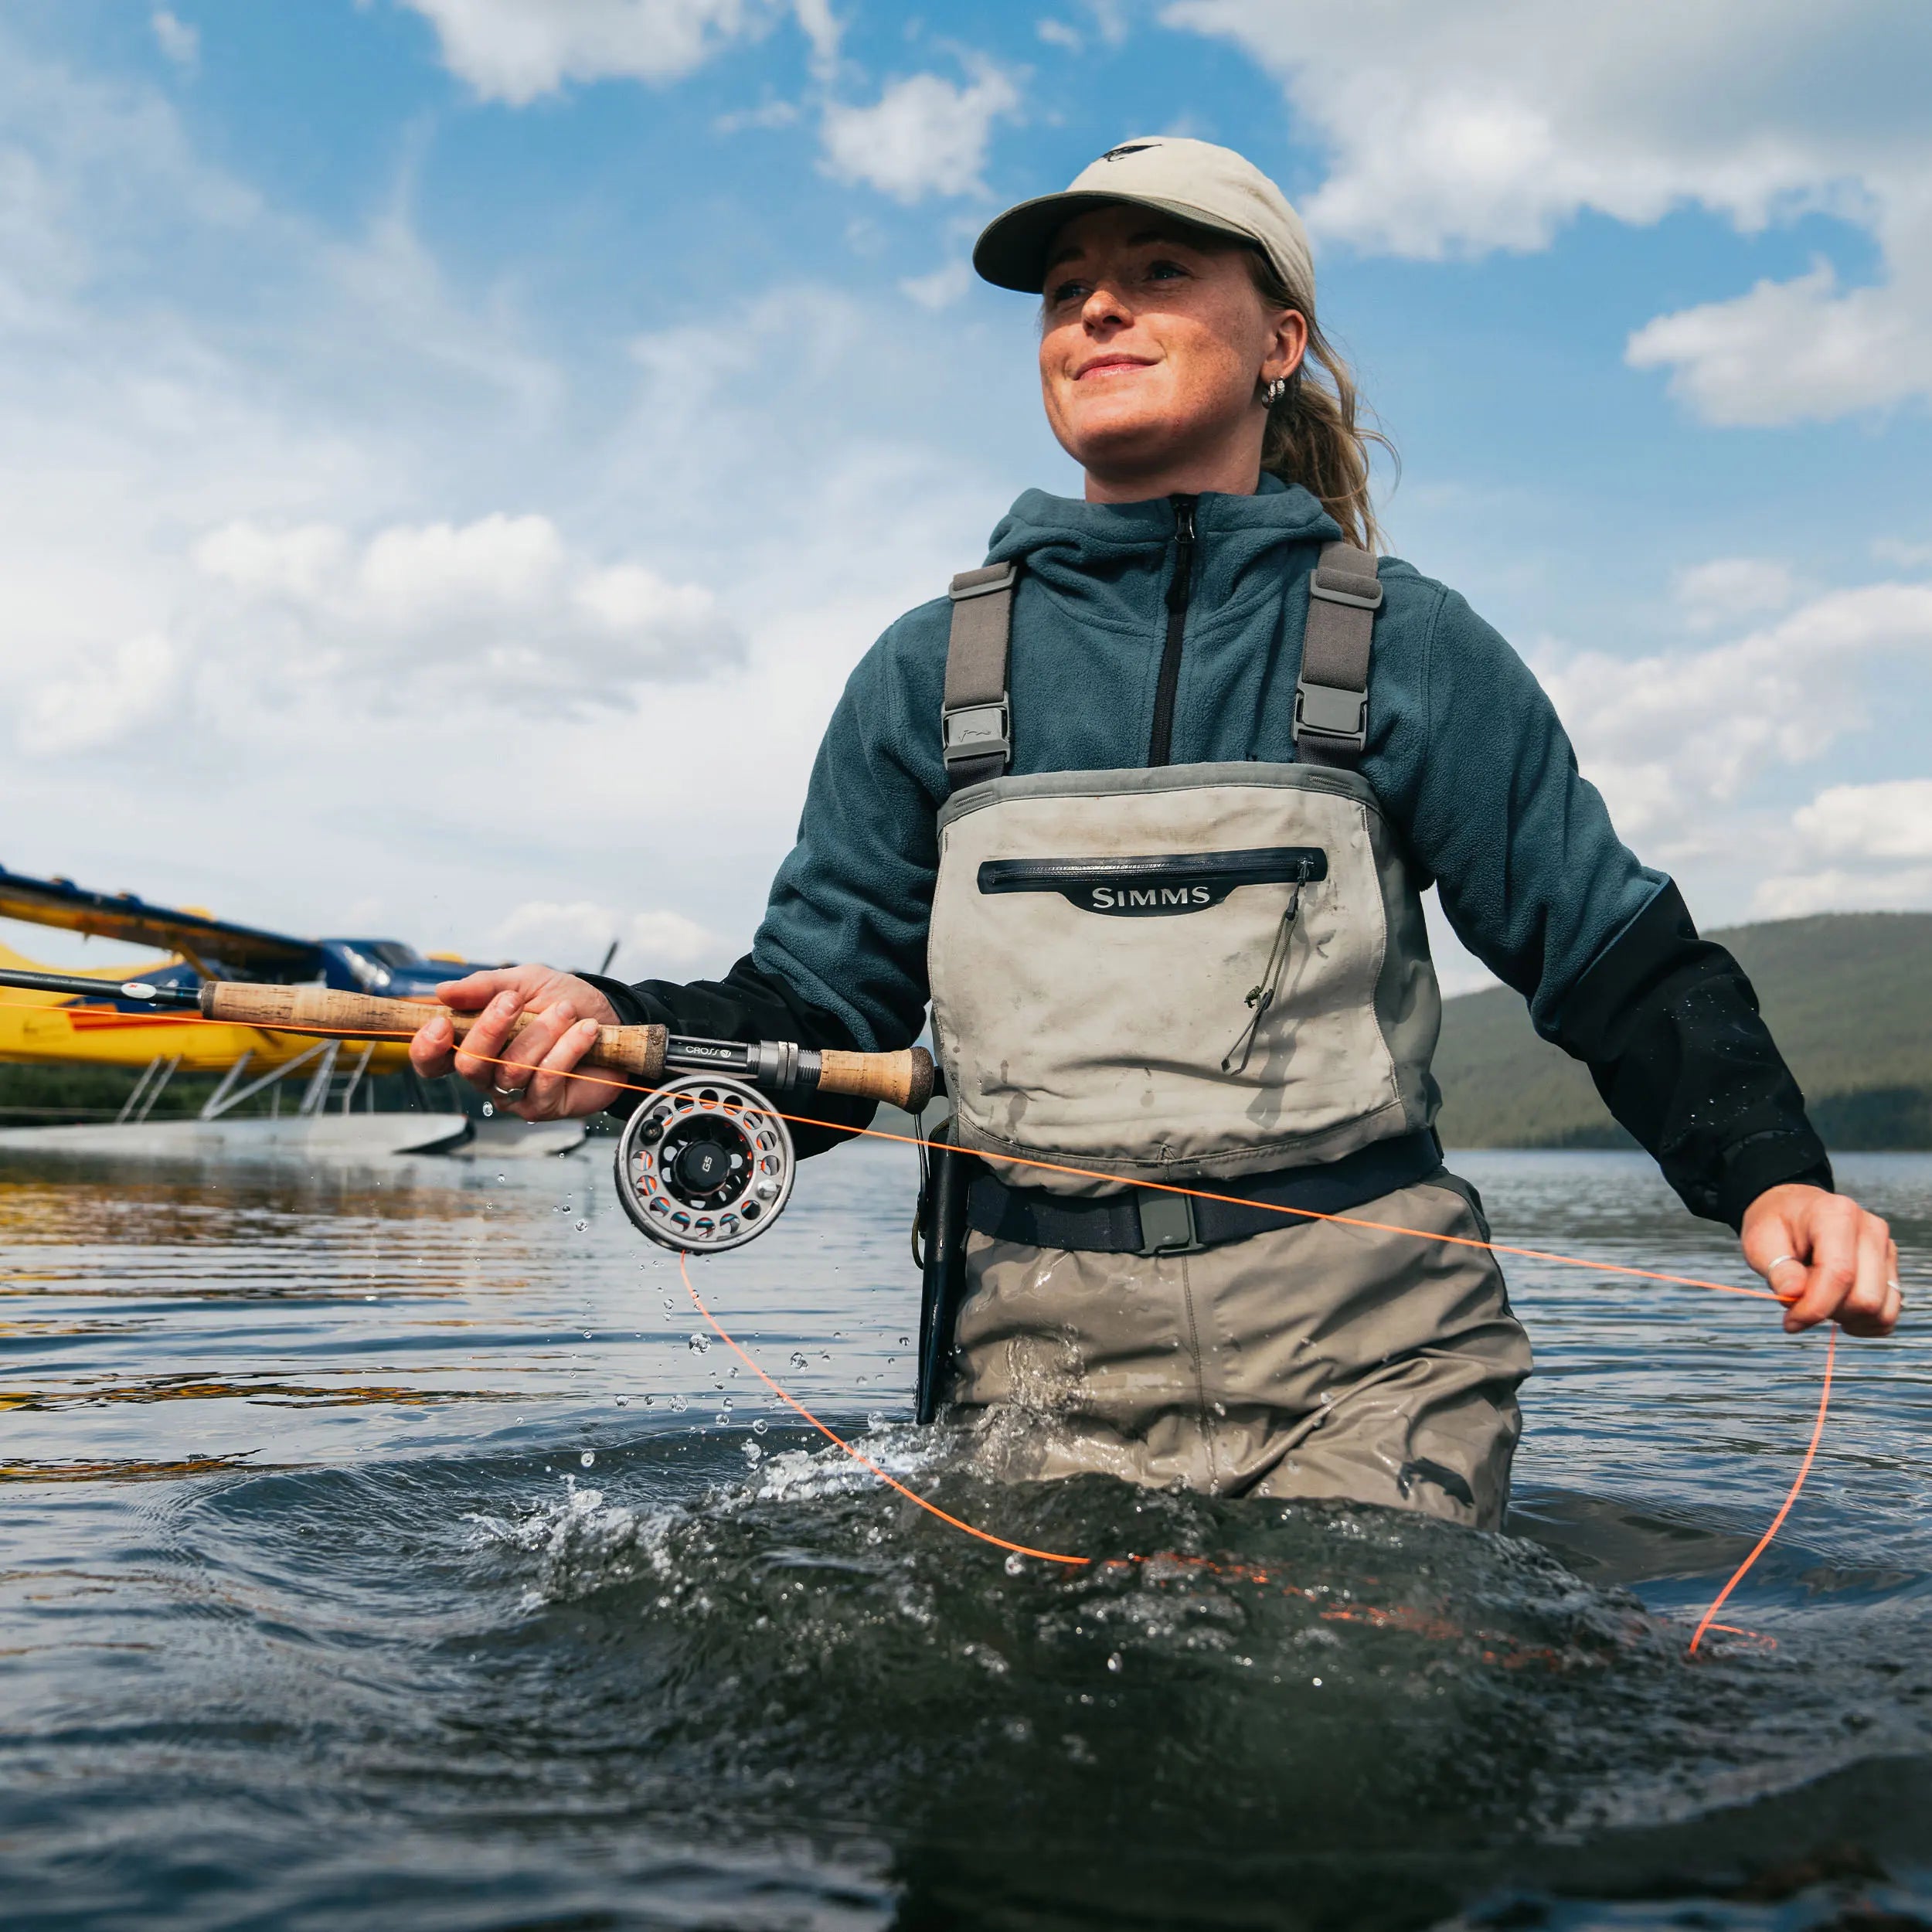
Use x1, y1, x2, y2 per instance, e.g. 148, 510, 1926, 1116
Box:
1740, 1184, 1901, 1336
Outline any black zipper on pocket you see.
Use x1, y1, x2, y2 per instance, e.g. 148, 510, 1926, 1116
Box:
978, 845, 1326, 916
1147, 495, 1196, 767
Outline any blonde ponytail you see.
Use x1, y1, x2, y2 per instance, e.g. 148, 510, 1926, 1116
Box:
1247, 254, 1393, 555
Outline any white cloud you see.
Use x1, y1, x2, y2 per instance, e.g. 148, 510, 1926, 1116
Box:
188, 512, 742, 713
899, 258, 974, 310
397, 0, 837, 105
151, 10, 199, 70
0, 25, 1011, 974
19, 633, 178, 756
1537, 579, 1932, 851
1626, 246, 1932, 427
1037, 19, 1083, 53
821, 64, 1020, 203
1672, 556, 1801, 630
493, 899, 728, 976
1165, 0, 1932, 422
1794, 779, 1932, 862
1752, 865, 1932, 920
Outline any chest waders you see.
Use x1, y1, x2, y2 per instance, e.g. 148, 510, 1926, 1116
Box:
916, 508, 1532, 1528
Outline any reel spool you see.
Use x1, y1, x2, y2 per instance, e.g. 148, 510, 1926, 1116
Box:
614, 1075, 796, 1253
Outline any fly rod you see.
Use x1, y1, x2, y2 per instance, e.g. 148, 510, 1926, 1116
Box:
0, 966, 934, 1112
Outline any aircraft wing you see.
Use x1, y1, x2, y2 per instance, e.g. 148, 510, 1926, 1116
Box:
0, 864, 323, 980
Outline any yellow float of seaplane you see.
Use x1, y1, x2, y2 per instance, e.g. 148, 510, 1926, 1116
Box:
0, 864, 586, 1161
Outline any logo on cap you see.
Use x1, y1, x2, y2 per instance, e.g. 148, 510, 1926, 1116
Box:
1098, 142, 1158, 163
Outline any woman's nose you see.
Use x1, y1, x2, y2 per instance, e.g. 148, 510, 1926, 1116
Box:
1080, 280, 1130, 327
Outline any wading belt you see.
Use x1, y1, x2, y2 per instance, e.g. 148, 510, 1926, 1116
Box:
965, 1127, 1443, 1257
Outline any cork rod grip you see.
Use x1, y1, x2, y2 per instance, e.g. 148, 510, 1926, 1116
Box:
199, 983, 668, 1083
816, 1046, 934, 1114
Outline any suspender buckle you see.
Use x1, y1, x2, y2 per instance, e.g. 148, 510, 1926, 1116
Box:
1308, 566, 1383, 611
1294, 680, 1368, 749
1136, 1186, 1202, 1257
941, 699, 1011, 767
948, 562, 1018, 601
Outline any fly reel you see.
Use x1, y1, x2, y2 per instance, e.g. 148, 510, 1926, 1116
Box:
614, 1075, 796, 1253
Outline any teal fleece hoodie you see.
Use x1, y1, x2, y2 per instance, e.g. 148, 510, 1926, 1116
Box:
748, 475, 1663, 1056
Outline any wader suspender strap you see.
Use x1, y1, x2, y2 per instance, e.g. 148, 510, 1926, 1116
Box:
942, 561, 1019, 792
1294, 541, 1383, 767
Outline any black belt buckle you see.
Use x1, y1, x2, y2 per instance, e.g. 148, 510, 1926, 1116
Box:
1136, 1186, 1202, 1257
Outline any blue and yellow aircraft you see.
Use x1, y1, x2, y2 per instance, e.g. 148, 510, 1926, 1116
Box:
0, 864, 505, 1077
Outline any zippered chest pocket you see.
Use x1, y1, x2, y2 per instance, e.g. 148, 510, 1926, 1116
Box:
977, 845, 1328, 917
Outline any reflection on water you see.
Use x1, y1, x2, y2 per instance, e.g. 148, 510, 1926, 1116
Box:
1, 1139, 1929, 1929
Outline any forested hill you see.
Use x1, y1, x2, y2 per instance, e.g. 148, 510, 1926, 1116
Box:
1434, 912, 1932, 1151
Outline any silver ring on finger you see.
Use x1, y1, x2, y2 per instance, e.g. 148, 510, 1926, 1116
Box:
1764, 1253, 1799, 1275
492, 1080, 529, 1100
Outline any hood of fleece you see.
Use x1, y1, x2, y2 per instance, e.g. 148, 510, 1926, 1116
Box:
989, 471, 1337, 568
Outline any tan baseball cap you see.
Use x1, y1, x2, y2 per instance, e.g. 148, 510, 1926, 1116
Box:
973, 136, 1315, 302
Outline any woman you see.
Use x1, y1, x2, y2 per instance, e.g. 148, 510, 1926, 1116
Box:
411, 138, 1899, 1529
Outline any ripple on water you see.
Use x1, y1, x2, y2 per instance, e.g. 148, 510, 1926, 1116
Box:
0, 1147, 1929, 1929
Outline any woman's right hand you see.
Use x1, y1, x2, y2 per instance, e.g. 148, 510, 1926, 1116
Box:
406, 964, 628, 1121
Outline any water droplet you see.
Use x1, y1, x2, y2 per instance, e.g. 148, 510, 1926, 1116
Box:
580, 1451, 595, 1468
1311, 1677, 1323, 1688
1106, 1651, 1124, 1674
614, 1394, 629, 1407
641, 1394, 655, 1406
729, 1365, 739, 1377
575, 1219, 588, 1233
819, 1351, 831, 1362
713, 1411, 729, 1426
898, 1336, 910, 1348
866, 1411, 885, 1432
582, 1331, 593, 1340
670, 1394, 688, 1413
742, 1441, 762, 1464
721, 1396, 733, 1411
481, 1101, 494, 1117
790, 1352, 808, 1369
365, 1294, 376, 1302
751, 1417, 767, 1435
688, 1333, 709, 1354
1004, 1553, 1025, 1577
832, 1330, 844, 1339
663, 1297, 676, 1311
496, 1173, 506, 1183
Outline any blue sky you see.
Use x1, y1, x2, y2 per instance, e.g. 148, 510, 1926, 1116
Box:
3, 1, 1930, 992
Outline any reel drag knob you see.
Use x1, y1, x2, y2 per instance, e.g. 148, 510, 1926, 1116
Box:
613, 1075, 795, 1254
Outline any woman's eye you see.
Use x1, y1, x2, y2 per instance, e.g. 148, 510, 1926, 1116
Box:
1049, 279, 1089, 306
1145, 259, 1188, 282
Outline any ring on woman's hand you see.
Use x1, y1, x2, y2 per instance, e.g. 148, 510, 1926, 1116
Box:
1764, 1253, 1799, 1275
492, 1080, 529, 1100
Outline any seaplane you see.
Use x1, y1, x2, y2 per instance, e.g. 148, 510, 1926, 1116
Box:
0, 864, 589, 1162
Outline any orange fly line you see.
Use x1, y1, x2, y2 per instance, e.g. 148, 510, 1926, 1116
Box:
0, 990, 1845, 1651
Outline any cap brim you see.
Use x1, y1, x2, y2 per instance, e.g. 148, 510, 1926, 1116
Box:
971, 191, 1260, 294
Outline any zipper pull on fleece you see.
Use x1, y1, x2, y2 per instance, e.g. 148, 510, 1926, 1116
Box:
1165, 497, 1196, 611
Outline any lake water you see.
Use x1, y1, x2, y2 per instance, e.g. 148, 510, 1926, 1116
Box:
2, 1136, 1929, 1930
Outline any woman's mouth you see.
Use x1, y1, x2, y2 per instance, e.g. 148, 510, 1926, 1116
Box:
1075, 355, 1154, 380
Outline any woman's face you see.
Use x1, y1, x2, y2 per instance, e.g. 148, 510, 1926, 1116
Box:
1038, 203, 1305, 498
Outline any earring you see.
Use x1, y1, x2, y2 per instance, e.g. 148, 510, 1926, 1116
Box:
1263, 376, 1288, 405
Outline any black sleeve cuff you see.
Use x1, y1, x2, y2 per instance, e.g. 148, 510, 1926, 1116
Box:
1557, 883, 1833, 1230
